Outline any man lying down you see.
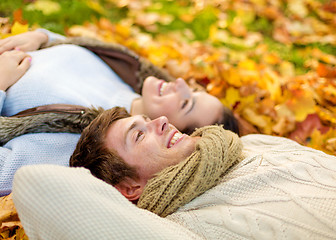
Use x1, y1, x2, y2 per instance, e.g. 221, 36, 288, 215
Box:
13, 107, 336, 240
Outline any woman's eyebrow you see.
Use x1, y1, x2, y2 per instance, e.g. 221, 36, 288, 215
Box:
186, 97, 196, 115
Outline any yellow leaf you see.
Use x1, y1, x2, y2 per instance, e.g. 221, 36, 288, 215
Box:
239, 94, 256, 109
288, 0, 308, 18
179, 13, 194, 23
316, 106, 336, 125
275, 103, 295, 119
242, 108, 273, 134
263, 53, 280, 65
308, 128, 336, 155
279, 61, 295, 78
238, 59, 257, 71
11, 22, 28, 36
286, 90, 316, 122
259, 69, 282, 102
115, 24, 131, 39
272, 116, 296, 136
26, 0, 61, 15
15, 227, 29, 240
86, 0, 107, 15
225, 68, 242, 87
0, 230, 10, 238
221, 87, 240, 108
67, 25, 103, 40
326, 138, 336, 153
209, 25, 229, 43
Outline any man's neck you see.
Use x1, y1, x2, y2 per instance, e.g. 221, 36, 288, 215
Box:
130, 98, 144, 116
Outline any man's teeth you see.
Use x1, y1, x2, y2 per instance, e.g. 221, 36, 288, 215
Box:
160, 82, 168, 96
168, 132, 182, 148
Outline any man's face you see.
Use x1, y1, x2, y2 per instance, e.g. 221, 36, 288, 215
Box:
141, 76, 224, 131
105, 115, 198, 184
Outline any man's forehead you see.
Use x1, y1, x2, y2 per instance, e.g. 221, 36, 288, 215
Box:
107, 115, 145, 149
106, 117, 132, 147
110, 115, 140, 131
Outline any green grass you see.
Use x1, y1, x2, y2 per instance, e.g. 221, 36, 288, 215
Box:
0, 0, 334, 75
0, 0, 126, 34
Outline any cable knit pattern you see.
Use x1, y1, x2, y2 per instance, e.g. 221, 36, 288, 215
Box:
12, 134, 336, 240
166, 134, 336, 240
13, 165, 202, 240
137, 126, 243, 217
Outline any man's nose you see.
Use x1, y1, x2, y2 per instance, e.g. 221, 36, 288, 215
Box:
148, 116, 169, 135
174, 78, 191, 99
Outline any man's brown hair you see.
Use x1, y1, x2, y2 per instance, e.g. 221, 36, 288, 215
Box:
70, 107, 138, 186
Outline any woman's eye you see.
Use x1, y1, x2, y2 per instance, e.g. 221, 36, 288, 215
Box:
136, 131, 144, 141
181, 100, 189, 109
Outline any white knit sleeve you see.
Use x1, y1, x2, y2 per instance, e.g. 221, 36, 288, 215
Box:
35, 28, 66, 44
12, 165, 201, 240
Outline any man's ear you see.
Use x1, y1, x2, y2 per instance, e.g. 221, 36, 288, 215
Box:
114, 178, 144, 202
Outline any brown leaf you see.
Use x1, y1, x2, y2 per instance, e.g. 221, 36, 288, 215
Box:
289, 114, 330, 144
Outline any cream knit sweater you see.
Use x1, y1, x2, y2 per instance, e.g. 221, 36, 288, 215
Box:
167, 134, 336, 239
12, 134, 336, 240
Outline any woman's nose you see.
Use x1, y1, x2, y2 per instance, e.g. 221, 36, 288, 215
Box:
174, 78, 191, 99
148, 116, 169, 135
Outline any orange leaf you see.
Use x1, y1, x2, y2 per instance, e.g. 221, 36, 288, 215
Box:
317, 63, 336, 78
13, 9, 27, 25
0, 194, 19, 224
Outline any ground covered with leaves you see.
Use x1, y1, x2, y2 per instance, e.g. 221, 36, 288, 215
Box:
0, 0, 336, 238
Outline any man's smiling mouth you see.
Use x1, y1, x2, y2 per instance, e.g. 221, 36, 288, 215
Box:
168, 131, 183, 148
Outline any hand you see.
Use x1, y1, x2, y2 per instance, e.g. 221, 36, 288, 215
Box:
0, 50, 31, 91
0, 31, 48, 54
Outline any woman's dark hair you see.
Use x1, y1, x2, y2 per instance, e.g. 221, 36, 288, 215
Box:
182, 105, 239, 136
218, 106, 240, 135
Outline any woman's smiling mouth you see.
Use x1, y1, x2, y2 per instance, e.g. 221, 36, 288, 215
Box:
159, 81, 168, 96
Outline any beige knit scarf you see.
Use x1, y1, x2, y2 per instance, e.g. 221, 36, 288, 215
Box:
137, 125, 243, 217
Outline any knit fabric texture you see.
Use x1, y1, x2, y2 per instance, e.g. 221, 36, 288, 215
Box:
137, 125, 243, 217
166, 134, 336, 239
13, 134, 336, 240
44, 36, 175, 93
0, 107, 103, 146
0, 31, 140, 196
13, 165, 202, 240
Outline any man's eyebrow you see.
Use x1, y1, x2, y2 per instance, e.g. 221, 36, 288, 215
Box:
142, 114, 150, 121
124, 121, 137, 147
124, 115, 148, 147
186, 96, 196, 115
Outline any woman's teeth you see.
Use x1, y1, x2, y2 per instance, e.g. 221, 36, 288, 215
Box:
160, 82, 168, 96
168, 132, 182, 148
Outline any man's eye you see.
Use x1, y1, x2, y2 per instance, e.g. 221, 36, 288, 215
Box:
181, 100, 189, 109
136, 131, 144, 141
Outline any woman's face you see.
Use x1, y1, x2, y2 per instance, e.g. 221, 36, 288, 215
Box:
141, 76, 224, 131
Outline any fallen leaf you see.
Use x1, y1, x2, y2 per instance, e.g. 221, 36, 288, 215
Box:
289, 114, 329, 144
26, 0, 61, 15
